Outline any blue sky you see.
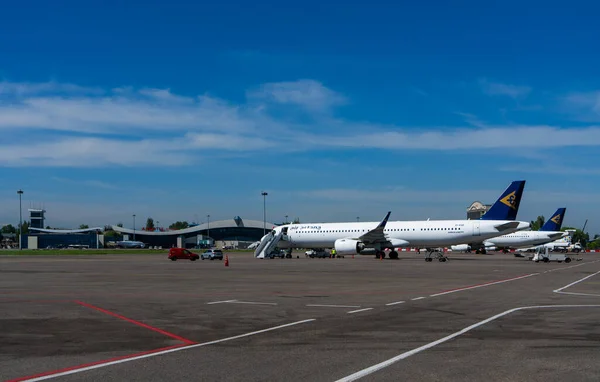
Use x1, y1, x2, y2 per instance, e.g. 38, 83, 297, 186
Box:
1, 0, 599, 234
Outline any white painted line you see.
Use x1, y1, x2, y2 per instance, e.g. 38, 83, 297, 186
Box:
306, 304, 361, 308
347, 308, 374, 314
411, 297, 426, 301
554, 270, 600, 294
385, 301, 405, 306
228, 301, 277, 305
206, 299, 237, 305
546, 260, 600, 273
334, 305, 600, 382
430, 273, 538, 297
20, 319, 317, 381
554, 291, 600, 297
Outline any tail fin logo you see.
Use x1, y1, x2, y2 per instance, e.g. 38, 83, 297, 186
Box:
550, 214, 562, 225
499, 191, 517, 210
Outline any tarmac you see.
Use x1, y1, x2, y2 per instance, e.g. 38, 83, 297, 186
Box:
1, 250, 599, 381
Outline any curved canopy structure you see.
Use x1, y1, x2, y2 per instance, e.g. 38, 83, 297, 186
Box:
29, 227, 104, 234
111, 218, 275, 236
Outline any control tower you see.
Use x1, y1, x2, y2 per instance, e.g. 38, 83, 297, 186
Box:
29, 208, 46, 229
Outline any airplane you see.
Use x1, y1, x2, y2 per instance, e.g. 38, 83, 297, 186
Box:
451, 208, 569, 254
116, 240, 146, 248
254, 180, 530, 262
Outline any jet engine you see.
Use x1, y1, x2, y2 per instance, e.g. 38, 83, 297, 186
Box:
334, 238, 367, 256
450, 244, 471, 252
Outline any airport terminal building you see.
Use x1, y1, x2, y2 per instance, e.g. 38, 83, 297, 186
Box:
111, 216, 274, 249
19, 208, 273, 250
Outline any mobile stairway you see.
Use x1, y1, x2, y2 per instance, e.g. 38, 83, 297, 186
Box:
254, 229, 284, 259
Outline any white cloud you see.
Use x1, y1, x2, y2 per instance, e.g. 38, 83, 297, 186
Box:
0, 137, 193, 167
319, 125, 600, 150
2, 79, 600, 167
0, 81, 102, 96
562, 91, 600, 121
479, 79, 531, 99
247, 79, 347, 111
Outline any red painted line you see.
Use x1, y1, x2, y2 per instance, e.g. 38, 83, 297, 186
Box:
5, 344, 189, 382
430, 273, 537, 297
74, 300, 195, 345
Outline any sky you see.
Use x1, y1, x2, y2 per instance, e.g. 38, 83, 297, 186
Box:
0, 0, 599, 234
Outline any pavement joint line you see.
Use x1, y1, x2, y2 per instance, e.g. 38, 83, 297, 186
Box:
385, 301, 405, 306
429, 273, 538, 297
347, 308, 374, 314
306, 304, 361, 308
12, 319, 317, 382
334, 305, 600, 382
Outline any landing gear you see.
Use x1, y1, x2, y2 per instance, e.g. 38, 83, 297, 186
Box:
425, 249, 449, 263
388, 251, 399, 260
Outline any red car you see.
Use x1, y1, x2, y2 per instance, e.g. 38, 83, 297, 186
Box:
168, 248, 200, 261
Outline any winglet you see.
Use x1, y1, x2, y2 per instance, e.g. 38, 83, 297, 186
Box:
376, 211, 392, 229
481, 180, 526, 221
540, 208, 566, 231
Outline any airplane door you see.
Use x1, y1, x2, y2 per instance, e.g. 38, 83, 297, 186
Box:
473, 221, 481, 236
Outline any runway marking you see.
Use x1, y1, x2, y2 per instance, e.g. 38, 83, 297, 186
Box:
334, 305, 600, 382
411, 297, 426, 301
306, 304, 361, 308
429, 273, 538, 297
6, 344, 190, 382
206, 299, 237, 305
545, 259, 600, 273
74, 300, 195, 344
554, 270, 600, 297
11, 319, 316, 382
385, 301, 405, 306
347, 308, 373, 314
227, 300, 278, 305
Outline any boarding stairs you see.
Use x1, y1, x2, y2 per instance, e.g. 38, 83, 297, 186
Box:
254, 230, 283, 259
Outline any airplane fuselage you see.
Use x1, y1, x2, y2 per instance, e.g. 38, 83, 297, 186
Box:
275, 219, 529, 250
484, 230, 567, 249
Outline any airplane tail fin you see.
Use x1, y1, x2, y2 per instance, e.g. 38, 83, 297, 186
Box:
540, 208, 566, 231
480, 180, 526, 221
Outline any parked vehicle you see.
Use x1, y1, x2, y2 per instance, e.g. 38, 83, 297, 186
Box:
305, 249, 330, 258
201, 249, 224, 260
168, 248, 200, 261
267, 249, 286, 259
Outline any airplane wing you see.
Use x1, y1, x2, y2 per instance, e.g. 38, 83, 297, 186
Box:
494, 221, 520, 231
358, 211, 391, 245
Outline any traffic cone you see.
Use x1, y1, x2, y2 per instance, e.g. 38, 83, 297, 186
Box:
224, 255, 229, 267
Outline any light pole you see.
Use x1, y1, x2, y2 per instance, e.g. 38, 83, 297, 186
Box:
132, 214, 136, 241
261, 191, 268, 236
207, 214, 210, 245
285, 215, 288, 224
17, 189, 23, 250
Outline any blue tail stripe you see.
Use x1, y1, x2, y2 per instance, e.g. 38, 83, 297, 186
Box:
480, 180, 526, 221
540, 208, 566, 231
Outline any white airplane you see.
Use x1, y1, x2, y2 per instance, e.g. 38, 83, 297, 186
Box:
451, 208, 569, 254
255, 180, 530, 262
